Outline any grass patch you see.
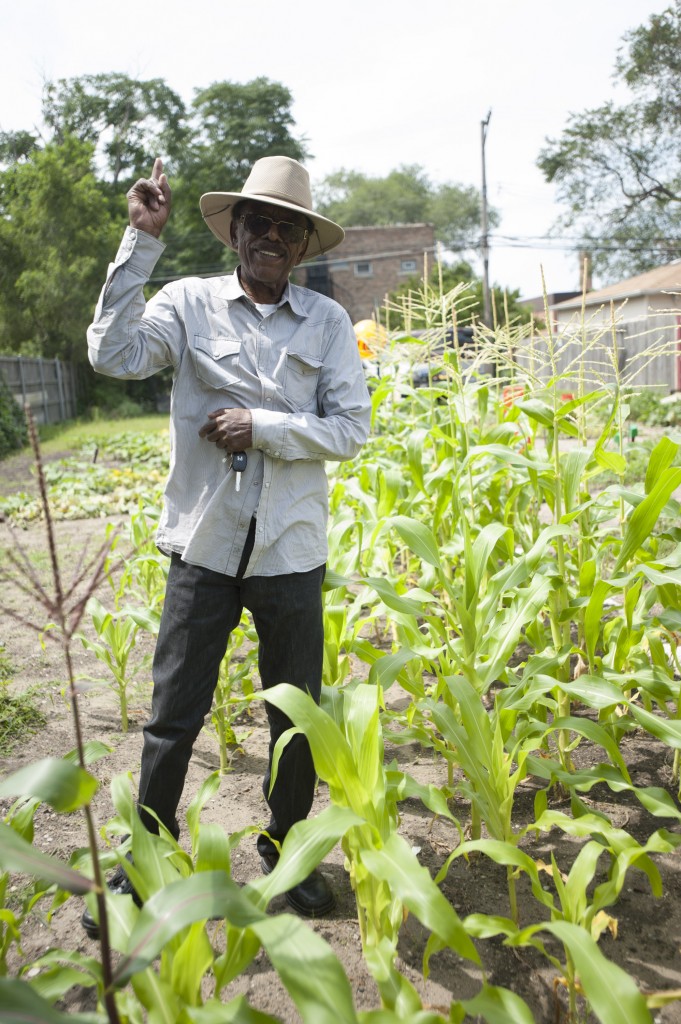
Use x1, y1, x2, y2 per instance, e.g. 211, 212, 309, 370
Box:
37, 413, 169, 455
0, 684, 47, 756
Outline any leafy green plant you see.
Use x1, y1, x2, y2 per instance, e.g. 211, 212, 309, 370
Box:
0, 681, 47, 757
77, 595, 158, 733
0, 373, 27, 460
207, 614, 258, 772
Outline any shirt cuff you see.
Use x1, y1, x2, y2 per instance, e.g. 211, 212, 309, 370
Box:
251, 409, 287, 457
113, 226, 166, 274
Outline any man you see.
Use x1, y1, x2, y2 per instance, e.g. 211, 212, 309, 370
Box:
82, 155, 371, 932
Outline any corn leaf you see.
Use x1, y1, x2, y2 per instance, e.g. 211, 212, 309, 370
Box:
460, 983, 535, 1024
0, 978, 103, 1023
249, 805, 362, 905
541, 921, 651, 1023
644, 436, 680, 495
0, 757, 98, 812
360, 832, 480, 965
390, 515, 442, 569
614, 467, 681, 572
0, 822, 95, 894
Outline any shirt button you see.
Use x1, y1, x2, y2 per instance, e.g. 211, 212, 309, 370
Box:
265, 482, 270, 488
266, 397, 272, 403
274, 451, 280, 457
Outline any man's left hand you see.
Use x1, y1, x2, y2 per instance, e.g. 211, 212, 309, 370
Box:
199, 408, 253, 450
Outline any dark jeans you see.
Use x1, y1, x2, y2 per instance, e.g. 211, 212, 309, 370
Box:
137, 523, 325, 857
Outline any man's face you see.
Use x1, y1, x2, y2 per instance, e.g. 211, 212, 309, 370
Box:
230, 200, 310, 301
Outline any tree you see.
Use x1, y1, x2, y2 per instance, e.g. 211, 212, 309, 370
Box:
0, 135, 119, 362
315, 165, 495, 257
0, 130, 40, 165
42, 73, 188, 186
0, 75, 309, 360
538, 3, 681, 280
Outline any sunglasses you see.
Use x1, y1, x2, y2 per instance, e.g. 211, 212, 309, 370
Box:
239, 212, 310, 245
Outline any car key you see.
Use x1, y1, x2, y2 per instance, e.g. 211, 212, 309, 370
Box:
232, 451, 247, 491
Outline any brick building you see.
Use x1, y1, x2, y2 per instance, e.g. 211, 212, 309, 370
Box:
299, 224, 436, 324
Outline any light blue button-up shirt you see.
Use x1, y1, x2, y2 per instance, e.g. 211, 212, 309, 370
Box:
87, 227, 371, 576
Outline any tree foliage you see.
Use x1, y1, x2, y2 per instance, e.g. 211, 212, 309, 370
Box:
537, 2, 681, 280
0, 135, 119, 361
315, 165, 495, 257
0, 372, 27, 458
42, 73, 188, 186
0, 75, 307, 362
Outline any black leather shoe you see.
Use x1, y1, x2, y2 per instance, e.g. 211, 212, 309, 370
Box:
259, 851, 335, 917
81, 862, 143, 940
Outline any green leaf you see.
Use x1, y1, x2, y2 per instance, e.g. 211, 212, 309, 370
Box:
561, 447, 593, 512
0, 822, 95, 894
555, 675, 623, 710
461, 983, 535, 1024
542, 921, 651, 1023
0, 977, 104, 1022
0, 757, 98, 812
171, 921, 214, 1005
251, 911, 358, 1024
614, 466, 681, 572
186, 996, 281, 1022
390, 515, 442, 569
250, 806, 363, 906
629, 704, 681, 749
361, 833, 480, 965
118, 871, 356, 1024
367, 648, 421, 692
63, 740, 112, 766
261, 684, 373, 818
644, 436, 680, 495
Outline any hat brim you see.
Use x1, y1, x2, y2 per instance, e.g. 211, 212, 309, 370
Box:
199, 192, 344, 262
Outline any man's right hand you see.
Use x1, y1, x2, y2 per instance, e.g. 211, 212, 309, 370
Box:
127, 157, 171, 238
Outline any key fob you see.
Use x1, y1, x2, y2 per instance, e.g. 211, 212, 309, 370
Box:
232, 452, 247, 473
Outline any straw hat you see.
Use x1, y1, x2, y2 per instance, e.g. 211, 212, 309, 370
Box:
200, 156, 344, 261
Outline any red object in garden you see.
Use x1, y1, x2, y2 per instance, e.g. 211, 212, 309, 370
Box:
502, 384, 524, 410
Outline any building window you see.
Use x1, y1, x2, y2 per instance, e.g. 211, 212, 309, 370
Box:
354, 261, 373, 277
332, 260, 349, 271
400, 259, 417, 274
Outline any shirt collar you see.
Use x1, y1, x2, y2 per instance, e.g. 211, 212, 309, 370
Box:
219, 269, 309, 319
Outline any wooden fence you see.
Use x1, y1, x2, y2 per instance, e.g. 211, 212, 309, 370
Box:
0, 356, 79, 425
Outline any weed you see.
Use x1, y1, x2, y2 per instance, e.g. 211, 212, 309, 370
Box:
0, 684, 47, 756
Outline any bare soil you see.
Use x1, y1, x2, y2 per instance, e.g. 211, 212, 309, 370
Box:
2, 501, 681, 1022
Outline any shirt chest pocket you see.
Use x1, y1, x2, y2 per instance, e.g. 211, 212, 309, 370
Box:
284, 350, 323, 408
193, 336, 242, 390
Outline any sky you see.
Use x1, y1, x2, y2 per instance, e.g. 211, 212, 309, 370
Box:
0, 0, 668, 299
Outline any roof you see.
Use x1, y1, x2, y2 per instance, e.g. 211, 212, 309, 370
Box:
551, 261, 681, 311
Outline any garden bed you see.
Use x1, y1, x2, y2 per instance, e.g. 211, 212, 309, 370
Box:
2, 512, 681, 1022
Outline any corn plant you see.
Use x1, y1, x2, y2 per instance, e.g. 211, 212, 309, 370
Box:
261, 681, 480, 1014
77, 594, 159, 733
207, 614, 258, 772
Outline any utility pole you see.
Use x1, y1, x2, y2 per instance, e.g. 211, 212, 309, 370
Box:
480, 109, 492, 328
